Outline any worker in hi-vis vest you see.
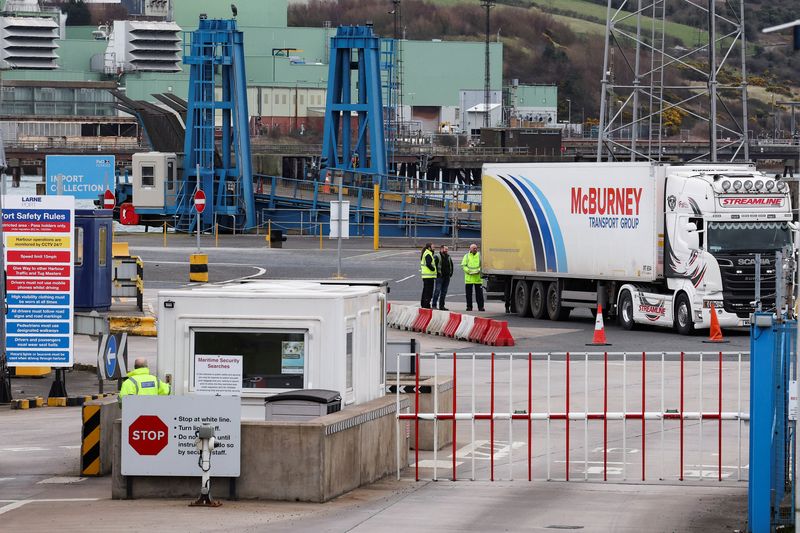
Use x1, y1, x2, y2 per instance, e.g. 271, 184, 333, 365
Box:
461, 243, 484, 312
420, 242, 437, 309
119, 358, 170, 402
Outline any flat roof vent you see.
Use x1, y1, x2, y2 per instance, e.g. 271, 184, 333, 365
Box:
0, 16, 59, 70
105, 20, 181, 74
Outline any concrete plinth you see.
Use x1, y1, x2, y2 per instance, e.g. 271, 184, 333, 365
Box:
112, 395, 408, 502
387, 375, 453, 451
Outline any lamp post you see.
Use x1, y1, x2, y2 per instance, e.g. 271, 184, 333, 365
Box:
566, 98, 572, 138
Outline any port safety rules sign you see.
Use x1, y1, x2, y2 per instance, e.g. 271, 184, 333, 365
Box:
2, 196, 75, 367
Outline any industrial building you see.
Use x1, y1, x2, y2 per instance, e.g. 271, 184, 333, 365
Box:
0, 0, 557, 158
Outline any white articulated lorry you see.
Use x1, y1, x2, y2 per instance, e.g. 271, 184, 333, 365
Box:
481, 162, 794, 334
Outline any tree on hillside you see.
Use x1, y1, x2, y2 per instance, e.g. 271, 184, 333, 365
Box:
61, 0, 91, 26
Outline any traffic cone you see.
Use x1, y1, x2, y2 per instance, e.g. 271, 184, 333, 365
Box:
587, 304, 611, 346
703, 303, 728, 343
322, 171, 331, 194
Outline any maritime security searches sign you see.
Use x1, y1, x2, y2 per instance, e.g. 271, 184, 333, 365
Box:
3, 196, 75, 367
46, 155, 115, 199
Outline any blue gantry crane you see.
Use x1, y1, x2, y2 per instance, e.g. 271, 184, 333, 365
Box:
178, 16, 255, 232
320, 26, 388, 183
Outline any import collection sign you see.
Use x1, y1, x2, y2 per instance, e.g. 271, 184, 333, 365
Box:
3, 196, 75, 367
121, 395, 241, 477
45, 155, 115, 199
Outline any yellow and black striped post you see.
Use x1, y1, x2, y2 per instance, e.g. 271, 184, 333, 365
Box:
81, 404, 101, 476
189, 253, 208, 282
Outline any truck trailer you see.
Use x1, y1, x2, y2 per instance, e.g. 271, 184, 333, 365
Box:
481, 162, 794, 334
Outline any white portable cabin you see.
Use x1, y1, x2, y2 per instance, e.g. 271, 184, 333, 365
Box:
156, 280, 387, 419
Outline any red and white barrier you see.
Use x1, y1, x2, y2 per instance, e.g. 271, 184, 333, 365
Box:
395, 351, 747, 484
442, 313, 462, 337
412, 308, 433, 332
484, 320, 515, 346
398, 306, 418, 330
468, 317, 492, 343
454, 314, 475, 340
386, 303, 405, 328
426, 310, 450, 335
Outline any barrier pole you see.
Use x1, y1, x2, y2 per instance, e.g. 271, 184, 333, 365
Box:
718, 351, 722, 482
737, 351, 742, 481
699, 352, 703, 481
215, 222, 218, 248
319, 223, 323, 250
490, 351, 495, 482
565, 351, 570, 482
396, 352, 401, 480
373, 183, 380, 250
622, 352, 627, 481
433, 352, 438, 482
584, 352, 588, 481
642, 351, 646, 481
452, 352, 457, 481
267, 219, 272, 248
528, 352, 532, 482
509, 353, 514, 480
546, 353, 551, 481
604, 351, 608, 481
680, 351, 684, 481
415, 352, 420, 482
471, 352, 476, 481
163, 221, 166, 247
661, 352, 665, 482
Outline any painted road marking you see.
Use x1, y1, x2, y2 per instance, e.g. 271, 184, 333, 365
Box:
0, 498, 99, 516
0, 478, 15, 483
395, 275, 416, 283
217, 266, 267, 284
0, 446, 80, 453
37, 477, 87, 484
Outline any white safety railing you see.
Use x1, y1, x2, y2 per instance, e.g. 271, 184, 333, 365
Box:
395, 351, 749, 484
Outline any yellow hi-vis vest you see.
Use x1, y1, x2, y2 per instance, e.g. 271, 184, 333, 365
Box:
420, 249, 437, 279
461, 251, 481, 284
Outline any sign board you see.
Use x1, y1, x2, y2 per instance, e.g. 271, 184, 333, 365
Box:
281, 341, 304, 374
122, 395, 241, 477
3, 195, 74, 367
329, 200, 350, 239
194, 189, 206, 213
194, 355, 243, 395
45, 155, 115, 199
790, 379, 798, 421
97, 333, 128, 380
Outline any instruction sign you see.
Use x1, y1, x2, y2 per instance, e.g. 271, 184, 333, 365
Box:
97, 333, 128, 380
329, 200, 350, 239
3, 196, 74, 367
194, 355, 243, 395
281, 341, 304, 374
45, 155, 115, 199
122, 395, 241, 477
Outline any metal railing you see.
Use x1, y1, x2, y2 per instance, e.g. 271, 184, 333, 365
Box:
395, 351, 749, 484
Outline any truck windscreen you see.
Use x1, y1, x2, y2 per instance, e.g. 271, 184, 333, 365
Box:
707, 221, 792, 254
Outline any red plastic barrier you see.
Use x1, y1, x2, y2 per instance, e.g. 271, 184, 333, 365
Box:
387, 302, 391, 314
485, 320, 515, 347
442, 313, 462, 337
468, 317, 492, 343
412, 308, 433, 332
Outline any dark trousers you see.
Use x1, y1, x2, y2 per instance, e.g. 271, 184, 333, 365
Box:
465, 283, 484, 310
421, 278, 435, 308
432, 277, 451, 309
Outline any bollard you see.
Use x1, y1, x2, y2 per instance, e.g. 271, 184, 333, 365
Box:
319, 222, 323, 250
215, 222, 218, 248
163, 221, 167, 247
267, 219, 272, 249
373, 183, 380, 250
189, 253, 208, 282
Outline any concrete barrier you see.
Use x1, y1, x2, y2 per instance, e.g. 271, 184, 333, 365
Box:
82, 396, 121, 476
112, 395, 408, 502
454, 314, 476, 340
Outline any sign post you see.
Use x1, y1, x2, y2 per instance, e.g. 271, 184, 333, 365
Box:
194, 189, 206, 252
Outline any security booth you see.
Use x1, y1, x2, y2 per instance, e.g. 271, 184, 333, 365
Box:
156, 280, 387, 419
74, 209, 113, 311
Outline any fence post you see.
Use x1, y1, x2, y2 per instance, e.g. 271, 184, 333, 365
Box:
373, 183, 380, 250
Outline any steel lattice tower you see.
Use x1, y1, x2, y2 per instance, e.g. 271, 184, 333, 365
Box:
596, 0, 749, 163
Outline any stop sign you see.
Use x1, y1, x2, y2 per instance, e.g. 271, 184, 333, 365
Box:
128, 415, 169, 456
194, 189, 206, 214
103, 189, 116, 210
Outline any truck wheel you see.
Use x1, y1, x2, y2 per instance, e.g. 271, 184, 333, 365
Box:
618, 290, 635, 330
546, 282, 570, 321
674, 293, 695, 335
514, 280, 532, 317
530, 281, 546, 319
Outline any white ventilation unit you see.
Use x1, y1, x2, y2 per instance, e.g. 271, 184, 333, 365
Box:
0, 16, 59, 70
105, 20, 181, 73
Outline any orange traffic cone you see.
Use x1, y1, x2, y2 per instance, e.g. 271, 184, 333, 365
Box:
587, 304, 611, 346
703, 303, 728, 343
322, 171, 331, 194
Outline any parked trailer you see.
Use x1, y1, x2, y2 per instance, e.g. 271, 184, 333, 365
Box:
482, 162, 794, 334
